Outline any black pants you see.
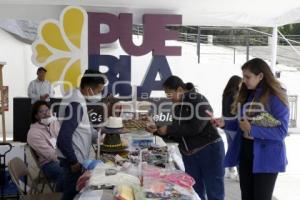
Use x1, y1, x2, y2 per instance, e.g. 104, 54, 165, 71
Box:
239, 138, 278, 200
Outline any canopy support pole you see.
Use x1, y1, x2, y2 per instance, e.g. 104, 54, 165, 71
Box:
271, 25, 278, 73
197, 26, 201, 63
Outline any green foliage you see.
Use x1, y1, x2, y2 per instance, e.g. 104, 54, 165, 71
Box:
279, 24, 300, 35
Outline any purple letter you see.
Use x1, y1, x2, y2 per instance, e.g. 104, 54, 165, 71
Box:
119, 13, 152, 56
144, 14, 182, 56
88, 12, 119, 55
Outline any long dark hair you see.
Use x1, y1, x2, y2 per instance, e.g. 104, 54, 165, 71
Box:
31, 100, 50, 124
163, 75, 194, 91
222, 75, 242, 98
222, 75, 242, 116
233, 58, 288, 113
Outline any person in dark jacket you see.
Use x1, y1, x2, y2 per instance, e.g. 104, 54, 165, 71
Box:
222, 75, 242, 179
147, 75, 225, 200
212, 58, 289, 200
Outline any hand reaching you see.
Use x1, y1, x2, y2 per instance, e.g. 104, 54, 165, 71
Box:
205, 110, 225, 128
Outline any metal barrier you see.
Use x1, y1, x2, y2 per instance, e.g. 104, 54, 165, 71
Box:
288, 95, 297, 128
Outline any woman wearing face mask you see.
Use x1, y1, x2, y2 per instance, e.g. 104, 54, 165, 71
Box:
147, 75, 225, 200
212, 58, 289, 200
27, 100, 64, 192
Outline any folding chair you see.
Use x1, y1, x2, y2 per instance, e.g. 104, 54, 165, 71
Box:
8, 157, 62, 200
29, 147, 56, 192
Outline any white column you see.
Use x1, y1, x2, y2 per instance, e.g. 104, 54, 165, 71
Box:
271, 25, 278, 73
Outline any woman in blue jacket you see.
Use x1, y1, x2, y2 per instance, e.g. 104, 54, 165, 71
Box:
214, 58, 289, 200
222, 75, 242, 179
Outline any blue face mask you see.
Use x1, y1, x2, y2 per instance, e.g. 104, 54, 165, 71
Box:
86, 88, 102, 103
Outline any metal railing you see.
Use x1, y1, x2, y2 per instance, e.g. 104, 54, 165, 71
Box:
133, 25, 238, 63
133, 25, 300, 66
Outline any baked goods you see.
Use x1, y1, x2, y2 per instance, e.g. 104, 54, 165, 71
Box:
123, 119, 148, 130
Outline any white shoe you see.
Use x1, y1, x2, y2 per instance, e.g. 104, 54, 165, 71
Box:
228, 169, 239, 182
224, 169, 230, 178
225, 168, 236, 179
229, 172, 239, 181
234, 174, 240, 182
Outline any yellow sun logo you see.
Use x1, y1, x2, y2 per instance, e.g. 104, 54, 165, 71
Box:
32, 6, 88, 92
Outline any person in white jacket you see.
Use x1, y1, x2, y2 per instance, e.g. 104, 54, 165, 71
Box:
27, 100, 63, 192
27, 67, 54, 104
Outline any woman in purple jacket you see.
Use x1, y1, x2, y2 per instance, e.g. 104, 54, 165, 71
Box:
213, 58, 289, 200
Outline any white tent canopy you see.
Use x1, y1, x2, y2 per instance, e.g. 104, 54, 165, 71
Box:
1, 0, 300, 27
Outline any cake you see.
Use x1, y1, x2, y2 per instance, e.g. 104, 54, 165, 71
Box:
105, 116, 123, 129
102, 117, 124, 134
101, 117, 127, 152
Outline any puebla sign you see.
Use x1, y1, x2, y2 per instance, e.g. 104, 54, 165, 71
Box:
32, 6, 182, 97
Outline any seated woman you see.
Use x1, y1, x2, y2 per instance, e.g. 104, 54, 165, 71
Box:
27, 100, 64, 192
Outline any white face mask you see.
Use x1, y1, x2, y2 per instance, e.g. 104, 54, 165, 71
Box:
86, 88, 102, 103
40, 116, 57, 126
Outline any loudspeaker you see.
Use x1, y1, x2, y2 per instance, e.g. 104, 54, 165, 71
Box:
13, 98, 31, 142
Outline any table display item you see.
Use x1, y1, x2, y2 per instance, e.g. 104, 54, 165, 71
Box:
118, 100, 152, 131
142, 146, 169, 168
130, 131, 154, 149
143, 179, 194, 200
89, 171, 140, 188
101, 117, 127, 153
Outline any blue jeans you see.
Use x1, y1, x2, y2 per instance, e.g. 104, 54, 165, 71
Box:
182, 140, 225, 200
59, 159, 83, 200
224, 130, 238, 171
224, 130, 237, 149
41, 161, 64, 192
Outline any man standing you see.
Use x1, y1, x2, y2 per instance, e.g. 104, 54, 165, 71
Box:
28, 67, 54, 104
57, 69, 106, 200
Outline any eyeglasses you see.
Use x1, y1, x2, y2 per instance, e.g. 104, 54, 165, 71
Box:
38, 108, 49, 114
